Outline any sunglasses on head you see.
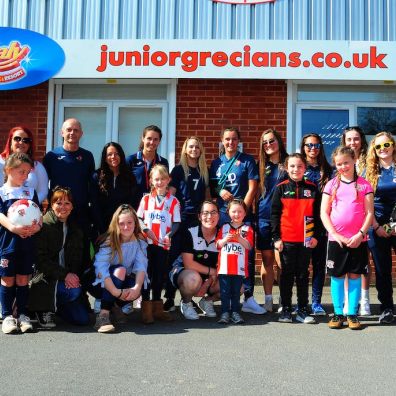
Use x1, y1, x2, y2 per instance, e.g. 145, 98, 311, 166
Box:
374, 141, 394, 151
13, 136, 32, 144
304, 143, 321, 150
262, 138, 276, 146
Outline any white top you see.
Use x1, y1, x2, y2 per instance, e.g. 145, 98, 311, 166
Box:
0, 157, 49, 204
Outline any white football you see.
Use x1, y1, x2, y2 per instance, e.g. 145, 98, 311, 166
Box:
7, 199, 42, 227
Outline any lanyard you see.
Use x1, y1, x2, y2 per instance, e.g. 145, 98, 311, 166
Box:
143, 153, 156, 191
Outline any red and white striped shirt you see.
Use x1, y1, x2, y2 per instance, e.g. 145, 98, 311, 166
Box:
216, 223, 253, 276
137, 191, 181, 250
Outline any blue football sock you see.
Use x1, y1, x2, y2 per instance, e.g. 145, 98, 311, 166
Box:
0, 284, 16, 317
330, 276, 345, 315
347, 277, 362, 316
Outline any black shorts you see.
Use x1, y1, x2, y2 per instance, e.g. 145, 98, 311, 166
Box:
326, 241, 369, 277
0, 250, 34, 277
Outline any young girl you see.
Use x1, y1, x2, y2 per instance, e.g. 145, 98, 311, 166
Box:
137, 164, 181, 323
216, 199, 253, 325
321, 147, 374, 330
0, 153, 41, 334
93, 204, 148, 333
300, 133, 332, 315
271, 153, 319, 324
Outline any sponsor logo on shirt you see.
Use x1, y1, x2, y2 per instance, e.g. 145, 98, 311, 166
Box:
303, 190, 312, 197
224, 243, 243, 254
0, 258, 9, 268
57, 156, 66, 160
326, 260, 334, 269
149, 212, 167, 222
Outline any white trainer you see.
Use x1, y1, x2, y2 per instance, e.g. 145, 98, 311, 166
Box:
198, 298, 217, 317
242, 296, 266, 315
180, 300, 199, 320
18, 314, 33, 333
359, 299, 371, 316
2, 315, 18, 334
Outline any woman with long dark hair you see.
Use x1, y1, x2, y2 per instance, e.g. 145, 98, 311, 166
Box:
92, 142, 137, 235
256, 128, 288, 312
300, 133, 332, 315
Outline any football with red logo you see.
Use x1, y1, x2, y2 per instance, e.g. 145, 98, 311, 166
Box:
7, 199, 42, 227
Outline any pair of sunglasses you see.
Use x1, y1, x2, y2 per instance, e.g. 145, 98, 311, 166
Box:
262, 138, 276, 146
304, 143, 321, 150
374, 141, 394, 151
13, 136, 32, 144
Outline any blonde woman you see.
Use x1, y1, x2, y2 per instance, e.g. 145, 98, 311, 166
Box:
366, 132, 396, 324
341, 126, 370, 315
165, 137, 210, 312
169, 136, 209, 224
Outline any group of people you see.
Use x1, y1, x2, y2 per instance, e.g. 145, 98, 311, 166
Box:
0, 119, 394, 334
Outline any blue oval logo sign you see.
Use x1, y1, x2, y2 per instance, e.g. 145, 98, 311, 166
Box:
0, 27, 65, 90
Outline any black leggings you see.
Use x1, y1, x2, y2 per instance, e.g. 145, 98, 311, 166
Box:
279, 242, 311, 309
142, 245, 169, 301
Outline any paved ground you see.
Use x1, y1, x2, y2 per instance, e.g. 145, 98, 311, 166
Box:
1, 286, 395, 395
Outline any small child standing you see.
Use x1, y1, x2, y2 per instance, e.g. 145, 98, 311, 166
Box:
271, 153, 319, 324
216, 199, 253, 324
137, 164, 181, 323
0, 153, 42, 334
321, 146, 374, 330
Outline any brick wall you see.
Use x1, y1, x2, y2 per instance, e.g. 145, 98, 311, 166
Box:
177, 78, 288, 279
176, 79, 287, 161
0, 82, 48, 161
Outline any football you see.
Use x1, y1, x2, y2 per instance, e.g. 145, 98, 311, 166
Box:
7, 199, 42, 227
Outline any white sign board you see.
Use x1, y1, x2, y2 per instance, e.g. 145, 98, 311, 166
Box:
56, 40, 395, 81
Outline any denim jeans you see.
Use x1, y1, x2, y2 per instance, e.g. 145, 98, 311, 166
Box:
56, 282, 89, 325
219, 211, 255, 299
218, 274, 243, 314
102, 264, 136, 311
311, 234, 328, 304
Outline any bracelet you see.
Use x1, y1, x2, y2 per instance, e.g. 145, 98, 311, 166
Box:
374, 224, 380, 231
118, 289, 123, 298
207, 267, 211, 276
359, 229, 365, 236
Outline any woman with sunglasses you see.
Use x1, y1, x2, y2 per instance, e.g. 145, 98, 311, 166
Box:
256, 129, 288, 312
209, 127, 264, 315
0, 126, 48, 204
365, 132, 396, 324
341, 126, 371, 315
300, 134, 332, 315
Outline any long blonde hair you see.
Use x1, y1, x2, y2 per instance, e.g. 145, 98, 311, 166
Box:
179, 137, 209, 186
105, 205, 143, 263
366, 131, 396, 192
